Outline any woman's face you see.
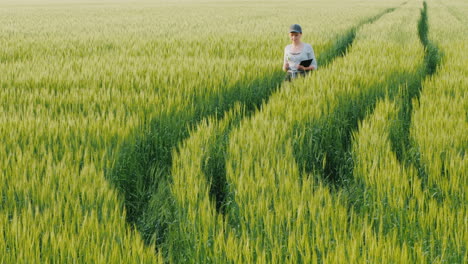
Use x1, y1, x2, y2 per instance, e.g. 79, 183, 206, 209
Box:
289, 32, 302, 43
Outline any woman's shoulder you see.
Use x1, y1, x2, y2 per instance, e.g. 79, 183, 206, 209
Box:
284, 44, 292, 50
304, 43, 314, 50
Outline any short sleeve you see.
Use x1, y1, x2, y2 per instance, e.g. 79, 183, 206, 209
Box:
284, 46, 289, 64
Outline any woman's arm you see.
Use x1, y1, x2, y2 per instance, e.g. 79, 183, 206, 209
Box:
308, 44, 318, 70
283, 46, 290, 72
298, 44, 317, 71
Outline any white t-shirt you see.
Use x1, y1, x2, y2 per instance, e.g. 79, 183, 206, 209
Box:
284, 43, 318, 71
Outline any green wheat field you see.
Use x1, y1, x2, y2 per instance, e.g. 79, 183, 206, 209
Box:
1, 0, 466, 263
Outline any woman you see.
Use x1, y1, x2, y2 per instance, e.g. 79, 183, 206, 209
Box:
283, 24, 318, 81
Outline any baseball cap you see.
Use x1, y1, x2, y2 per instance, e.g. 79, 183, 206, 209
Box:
289, 24, 302, 33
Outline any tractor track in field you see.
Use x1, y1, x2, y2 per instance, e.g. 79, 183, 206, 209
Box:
195, 5, 401, 219
293, 0, 441, 190
257, 2, 444, 258
105, 4, 401, 255
388, 0, 441, 194
308, 0, 442, 225
339, 2, 444, 254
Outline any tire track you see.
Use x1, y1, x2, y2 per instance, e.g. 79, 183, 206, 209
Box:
388, 0, 441, 190
106, 4, 401, 255
347, 3, 451, 260
106, 74, 283, 248
292, 71, 420, 185
344, 0, 442, 237
291, 1, 440, 188
166, 6, 404, 258
198, 6, 400, 218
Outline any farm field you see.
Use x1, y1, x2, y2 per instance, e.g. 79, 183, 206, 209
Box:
0, 0, 466, 263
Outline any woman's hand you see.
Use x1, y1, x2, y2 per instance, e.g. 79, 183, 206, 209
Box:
283, 62, 289, 72
299, 65, 315, 71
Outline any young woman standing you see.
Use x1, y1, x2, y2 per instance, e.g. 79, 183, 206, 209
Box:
283, 24, 318, 81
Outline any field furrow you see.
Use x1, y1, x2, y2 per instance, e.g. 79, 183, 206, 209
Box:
107, 1, 403, 256
164, 4, 408, 263
188, 1, 426, 262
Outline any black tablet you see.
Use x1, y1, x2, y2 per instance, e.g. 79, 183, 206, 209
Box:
300, 59, 313, 67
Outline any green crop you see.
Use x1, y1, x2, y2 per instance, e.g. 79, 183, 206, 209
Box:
0, 0, 465, 263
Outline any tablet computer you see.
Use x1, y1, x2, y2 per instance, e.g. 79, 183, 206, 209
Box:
300, 59, 313, 67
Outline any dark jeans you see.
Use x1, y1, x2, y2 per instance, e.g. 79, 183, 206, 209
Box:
284, 70, 311, 82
